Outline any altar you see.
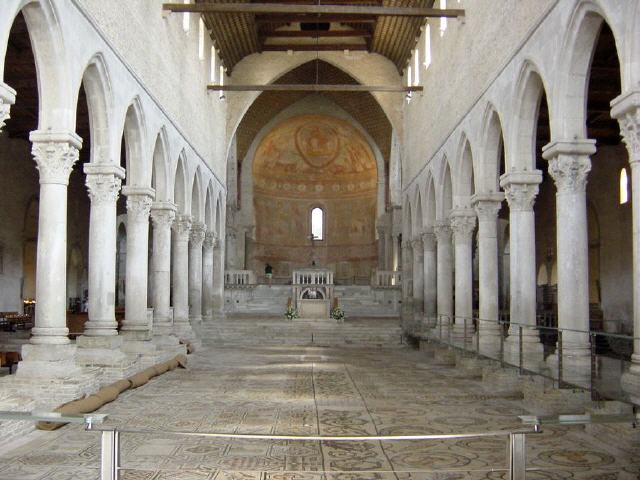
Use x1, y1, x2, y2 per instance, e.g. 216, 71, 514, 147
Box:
292, 269, 334, 319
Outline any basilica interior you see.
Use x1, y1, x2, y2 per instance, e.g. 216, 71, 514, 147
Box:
1, 0, 640, 478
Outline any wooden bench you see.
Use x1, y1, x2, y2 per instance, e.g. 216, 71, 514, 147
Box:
0, 351, 21, 374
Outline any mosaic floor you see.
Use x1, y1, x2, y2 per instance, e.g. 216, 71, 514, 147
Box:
0, 344, 638, 479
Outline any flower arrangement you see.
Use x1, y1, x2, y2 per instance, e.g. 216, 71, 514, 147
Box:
330, 305, 345, 322
285, 304, 298, 320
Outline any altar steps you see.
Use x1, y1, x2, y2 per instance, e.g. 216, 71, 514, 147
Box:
199, 318, 405, 347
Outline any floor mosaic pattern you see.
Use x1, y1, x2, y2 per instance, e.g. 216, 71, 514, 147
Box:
0, 344, 638, 479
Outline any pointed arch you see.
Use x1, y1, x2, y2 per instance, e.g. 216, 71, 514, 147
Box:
1, 1, 72, 131
403, 196, 413, 240
453, 134, 475, 208
480, 103, 505, 193
204, 182, 215, 231
425, 175, 436, 229
76, 53, 112, 164
120, 96, 147, 187
151, 127, 170, 201
215, 191, 224, 235
554, 3, 623, 139
190, 166, 204, 222
511, 61, 552, 172
173, 151, 188, 214
413, 187, 424, 235
437, 157, 453, 221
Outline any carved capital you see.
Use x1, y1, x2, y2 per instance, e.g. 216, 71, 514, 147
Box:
410, 237, 423, 253
30, 132, 82, 185
543, 140, 595, 194
450, 210, 476, 243
86, 173, 122, 205
126, 194, 153, 222
190, 222, 206, 246
503, 182, 538, 212
0, 83, 16, 132
204, 231, 216, 249
473, 199, 502, 222
172, 215, 192, 241
611, 91, 640, 164
150, 206, 176, 230
433, 222, 452, 244
421, 231, 436, 252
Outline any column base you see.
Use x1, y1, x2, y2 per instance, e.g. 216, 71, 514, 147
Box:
16, 343, 84, 378
173, 320, 196, 341
521, 375, 593, 416
621, 368, 640, 407
482, 364, 524, 398
119, 326, 152, 341
546, 349, 593, 390
76, 335, 141, 387
475, 324, 503, 359
503, 334, 545, 370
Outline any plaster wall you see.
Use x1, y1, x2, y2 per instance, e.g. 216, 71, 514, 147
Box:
403, 0, 556, 184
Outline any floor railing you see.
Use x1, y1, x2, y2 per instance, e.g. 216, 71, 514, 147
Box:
411, 314, 637, 403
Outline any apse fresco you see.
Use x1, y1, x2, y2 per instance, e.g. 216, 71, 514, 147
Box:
253, 115, 378, 279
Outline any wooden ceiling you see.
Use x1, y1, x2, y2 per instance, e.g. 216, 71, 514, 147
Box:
195, 0, 435, 73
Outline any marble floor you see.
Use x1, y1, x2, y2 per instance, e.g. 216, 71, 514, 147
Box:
0, 344, 638, 479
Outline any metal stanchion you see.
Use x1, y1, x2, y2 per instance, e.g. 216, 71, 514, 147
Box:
558, 330, 563, 387
508, 432, 526, 480
500, 321, 505, 367
101, 429, 120, 480
518, 325, 523, 375
590, 332, 599, 401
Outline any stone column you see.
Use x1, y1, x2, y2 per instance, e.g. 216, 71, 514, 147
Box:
386, 230, 394, 270
0, 82, 16, 132
401, 240, 414, 326
434, 221, 453, 337
225, 228, 236, 269
188, 222, 206, 324
202, 231, 215, 322
172, 215, 194, 338
377, 226, 386, 270
392, 234, 400, 271
422, 230, 437, 325
82, 164, 125, 337
212, 237, 225, 317
120, 187, 154, 341
150, 202, 176, 335
543, 140, 596, 361
612, 91, 640, 402
411, 236, 425, 321
17, 131, 84, 378
450, 209, 477, 340
472, 193, 504, 354
500, 171, 544, 359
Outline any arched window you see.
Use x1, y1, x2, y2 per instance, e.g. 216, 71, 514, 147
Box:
620, 168, 629, 205
440, 0, 447, 36
311, 207, 324, 241
424, 24, 432, 69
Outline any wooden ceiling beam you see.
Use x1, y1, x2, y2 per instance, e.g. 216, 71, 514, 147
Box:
256, 15, 377, 24
262, 43, 368, 51
207, 83, 422, 93
259, 29, 372, 38
163, 3, 464, 18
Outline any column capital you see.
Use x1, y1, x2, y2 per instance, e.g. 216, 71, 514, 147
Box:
173, 214, 192, 240
204, 231, 216, 249
410, 236, 423, 251
421, 230, 436, 251
150, 202, 177, 229
543, 140, 596, 194
433, 221, 452, 243
472, 192, 504, 221
500, 170, 542, 212
30, 131, 83, 185
611, 90, 640, 165
84, 165, 125, 205
450, 209, 476, 243
190, 221, 207, 246
0, 82, 16, 131
123, 186, 154, 222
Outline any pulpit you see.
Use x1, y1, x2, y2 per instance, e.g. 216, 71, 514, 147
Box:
292, 269, 334, 319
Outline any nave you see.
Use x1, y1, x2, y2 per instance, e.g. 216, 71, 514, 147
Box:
1, 325, 637, 479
